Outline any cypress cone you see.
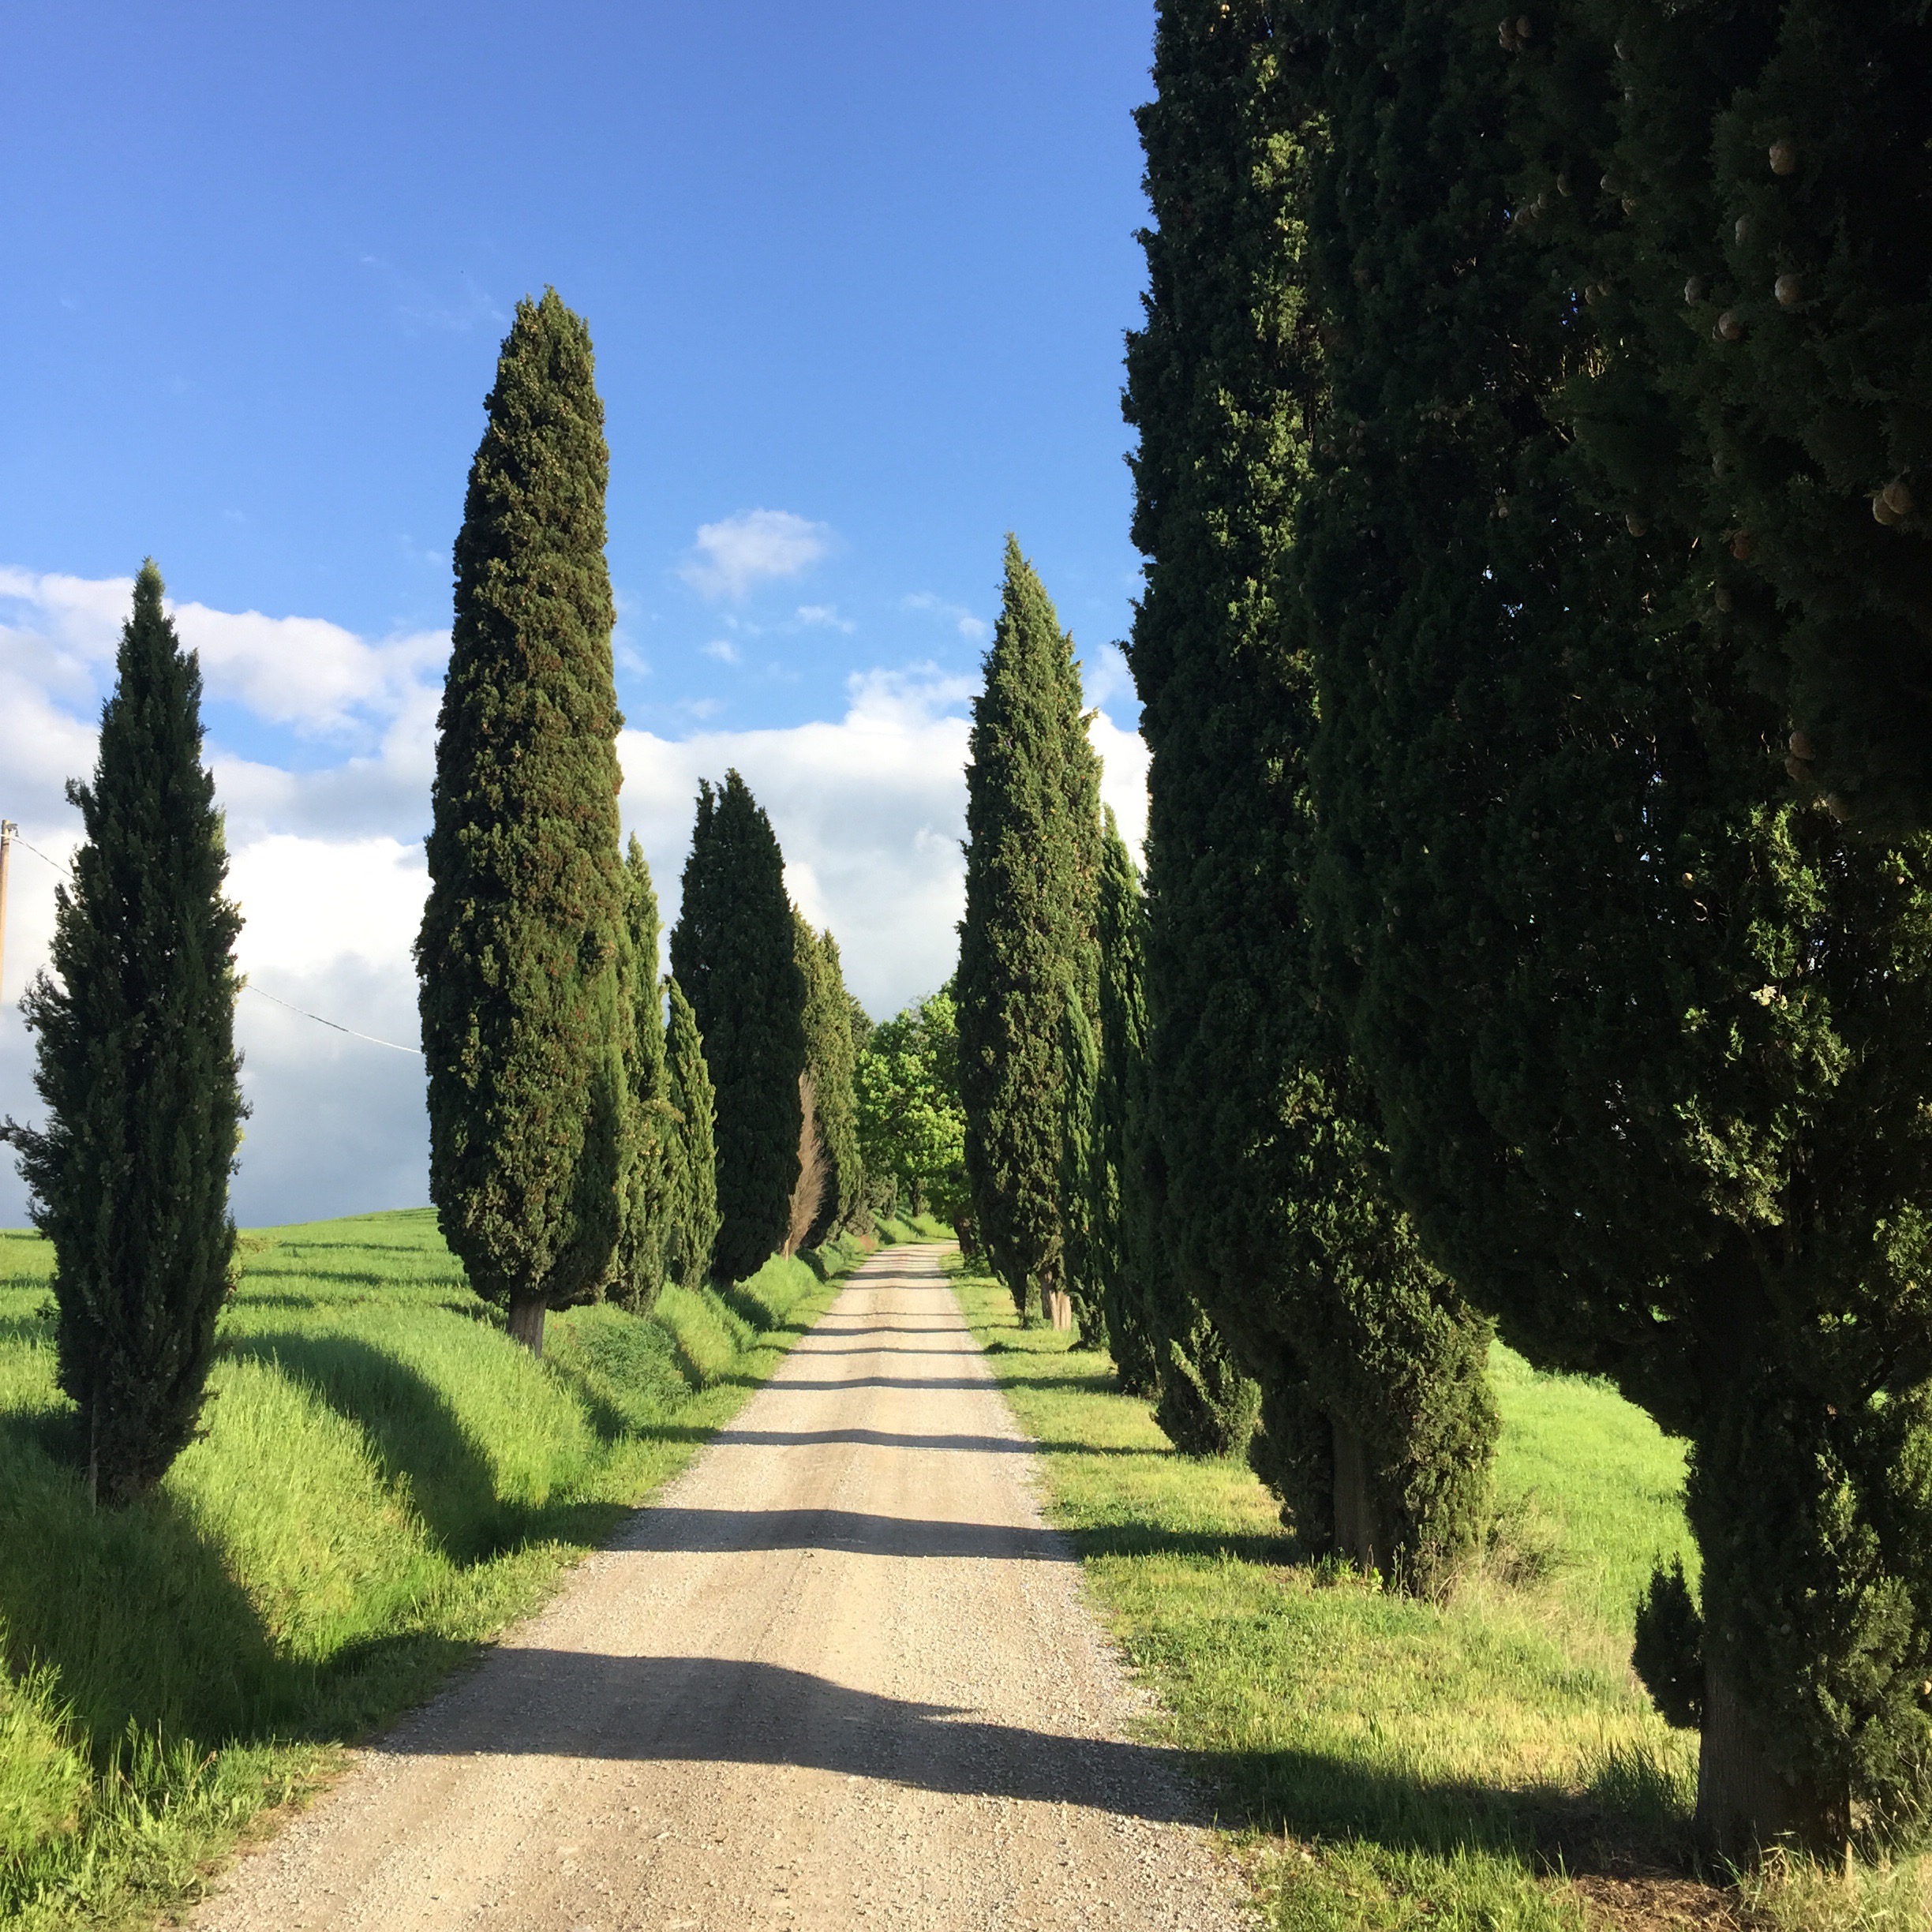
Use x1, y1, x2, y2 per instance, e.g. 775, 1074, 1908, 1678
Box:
1309, 0, 1932, 1853
957, 538, 1102, 1327
662, 975, 720, 1290
417, 290, 627, 1358
1125, 0, 1494, 1571
669, 771, 807, 1283
5, 562, 244, 1503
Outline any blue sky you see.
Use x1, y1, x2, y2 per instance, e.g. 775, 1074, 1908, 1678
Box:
0, 2, 1159, 1224
2, 0, 1152, 741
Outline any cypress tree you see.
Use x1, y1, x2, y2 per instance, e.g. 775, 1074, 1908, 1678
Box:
615, 835, 675, 1312
956, 537, 1103, 1327
1125, 0, 1495, 1573
417, 290, 627, 1358
795, 914, 863, 1245
662, 975, 720, 1290
1057, 984, 1103, 1346
1307, 0, 1932, 1852
3, 562, 244, 1503
669, 771, 807, 1282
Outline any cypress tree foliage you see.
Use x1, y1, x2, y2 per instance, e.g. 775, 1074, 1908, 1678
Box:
794, 913, 863, 1245
669, 771, 807, 1283
3, 562, 244, 1503
615, 835, 675, 1313
1124, 0, 1495, 1573
1057, 986, 1103, 1346
662, 976, 720, 1290
417, 290, 627, 1359
1307, 0, 1932, 1853
1540, 1, 1932, 828
957, 537, 1103, 1327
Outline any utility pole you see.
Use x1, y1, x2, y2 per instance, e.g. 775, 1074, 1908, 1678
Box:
0, 821, 14, 1010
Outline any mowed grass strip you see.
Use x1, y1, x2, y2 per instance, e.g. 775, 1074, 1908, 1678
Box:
0, 1208, 877, 1930
946, 1258, 1931, 1932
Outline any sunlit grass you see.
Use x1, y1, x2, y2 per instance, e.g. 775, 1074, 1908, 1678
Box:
0, 1209, 869, 1928
949, 1256, 1927, 1931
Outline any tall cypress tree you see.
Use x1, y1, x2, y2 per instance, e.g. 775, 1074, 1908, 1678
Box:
615, 836, 675, 1312
669, 771, 806, 1282
417, 290, 627, 1358
1057, 984, 1103, 1346
1125, 0, 1495, 1574
1307, 0, 1932, 1852
662, 975, 721, 1290
4, 563, 243, 1503
957, 537, 1103, 1327
1090, 809, 1159, 1395
795, 914, 863, 1245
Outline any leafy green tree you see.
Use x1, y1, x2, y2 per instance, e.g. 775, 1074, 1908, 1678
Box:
669, 771, 807, 1282
1125, 0, 1494, 1570
854, 990, 967, 1222
615, 836, 675, 1312
3, 562, 244, 1503
795, 913, 863, 1244
662, 975, 720, 1290
417, 290, 627, 1358
957, 538, 1103, 1324
1307, 0, 1932, 1852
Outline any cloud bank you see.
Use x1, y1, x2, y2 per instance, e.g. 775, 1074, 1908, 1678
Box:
0, 571, 1147, 1229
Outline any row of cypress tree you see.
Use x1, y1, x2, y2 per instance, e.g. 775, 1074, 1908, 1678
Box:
1122, 0, 1932, 1863
421, 291, 867, 1354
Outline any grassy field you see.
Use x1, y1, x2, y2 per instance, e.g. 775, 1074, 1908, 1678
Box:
946, 1258, 1932, 1932
0, 1208, 912, 1930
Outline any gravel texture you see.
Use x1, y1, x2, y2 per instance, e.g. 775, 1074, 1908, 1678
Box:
193, 1243, 1252, 1931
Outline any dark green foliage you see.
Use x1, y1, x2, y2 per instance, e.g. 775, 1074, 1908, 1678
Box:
1539, 1, 1932, 827
416, 290, 627, 1356
4, 563, 243, 1503
661, 977, 720, 1291
1057, 985, 1103, 1348
669, 772, 806, 1283
1634, 1558, 1705, 1732
957, 537, 1103, 1319
615, 837, 674, 1313
1123, 0, 1496, 1580
853, 990, 968, 1224
1301, 0, 1932, 1848
795, 915, 862, 1245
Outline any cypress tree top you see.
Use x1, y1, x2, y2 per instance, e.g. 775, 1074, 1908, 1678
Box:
669, 770, 806, 1283
417, 289, 627, 1352
957, 537, 1102, 1317
7, 561, 244, 1501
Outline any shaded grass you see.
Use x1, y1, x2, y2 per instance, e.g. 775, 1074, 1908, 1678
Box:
0, 1210, 859, 1929
946, 1257, 1929, 1932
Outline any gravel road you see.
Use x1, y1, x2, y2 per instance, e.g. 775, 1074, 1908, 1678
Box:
194, 1243, 1251, 1932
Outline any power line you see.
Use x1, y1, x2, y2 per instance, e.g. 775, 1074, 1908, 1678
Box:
3, 826, 422, 1057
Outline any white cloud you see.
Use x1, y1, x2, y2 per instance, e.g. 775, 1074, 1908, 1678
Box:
795, 604, 855, 633
1, 569, 1150, 1230
679, 510, 831, 601
903, 591, 990, 644
701, 638, 740, 665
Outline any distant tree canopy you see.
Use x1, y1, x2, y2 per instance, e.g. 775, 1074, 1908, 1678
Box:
855, 989, 966, 1226
6, 562, 244, 1503
417, 289, 627, 1358
957, 537, 1102, 1323
670, 770, 807, 1283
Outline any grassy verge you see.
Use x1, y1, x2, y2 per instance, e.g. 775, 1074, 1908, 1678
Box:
0, 1211, 870, 1930
947, 1256, 1931, 1932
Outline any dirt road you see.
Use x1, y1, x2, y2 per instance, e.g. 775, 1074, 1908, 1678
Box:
195, 1244, 1249, 1932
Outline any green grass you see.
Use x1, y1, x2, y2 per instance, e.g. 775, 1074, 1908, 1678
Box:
949, 1257, 1930, 1932
0, 1212, 865, 1930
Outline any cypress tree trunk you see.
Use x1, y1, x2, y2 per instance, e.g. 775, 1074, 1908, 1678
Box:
417, 290, 627, 1357
5, 562, 244, 1502
669, 772, 805, 1283
957, 537, 1102, 1323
